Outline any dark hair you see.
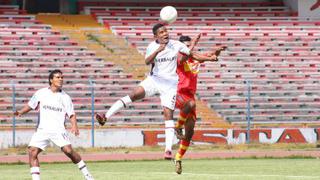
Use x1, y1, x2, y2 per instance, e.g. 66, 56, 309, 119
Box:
179, 35, 191, 42
152, 23, 165, 35
48, 69, 62, 85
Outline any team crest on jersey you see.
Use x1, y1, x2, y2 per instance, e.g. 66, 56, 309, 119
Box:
183, 61, 200, 74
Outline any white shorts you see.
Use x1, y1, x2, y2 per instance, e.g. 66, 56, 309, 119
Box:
28, 129, 71, 151
139, 76, 177, 110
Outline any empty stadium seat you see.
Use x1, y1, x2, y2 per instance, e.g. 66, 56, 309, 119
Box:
84, 2, 320, 125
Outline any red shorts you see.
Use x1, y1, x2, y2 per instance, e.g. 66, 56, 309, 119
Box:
175, 91, 196, 120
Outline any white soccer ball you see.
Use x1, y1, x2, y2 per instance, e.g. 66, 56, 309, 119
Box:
160, 6, 178, 24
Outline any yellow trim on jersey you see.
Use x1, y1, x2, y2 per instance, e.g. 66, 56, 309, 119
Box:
180, 144, 188, 150
178, 116, 187, 121
175, 153, 182, 160
183, 61, 200, 74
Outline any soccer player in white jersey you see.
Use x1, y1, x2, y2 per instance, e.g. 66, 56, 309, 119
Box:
96, 23, 217, 159
14, 70, 94, 180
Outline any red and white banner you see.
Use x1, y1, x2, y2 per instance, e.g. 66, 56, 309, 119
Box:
0, 128, 319, 148
143, 128, 320, 145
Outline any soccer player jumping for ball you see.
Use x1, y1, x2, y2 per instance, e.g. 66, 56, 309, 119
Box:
174, 35, 226, 174
95, 23, 218, 159
14, 70, 94, 180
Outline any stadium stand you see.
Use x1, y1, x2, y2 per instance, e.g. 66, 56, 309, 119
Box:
0, 5, 174, 127
85, 1, 320, 126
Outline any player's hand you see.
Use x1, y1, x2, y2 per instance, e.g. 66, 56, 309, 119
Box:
209, 55, 218, 61
13, 111, 21, 117
217, 45, 227, 51
194, 33, 201, 42
70, 126, 79, 136
191, 33, 201, 45
214, 45, 227, 56
157, 43, 166, 53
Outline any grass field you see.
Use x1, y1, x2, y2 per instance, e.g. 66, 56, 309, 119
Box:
1, 158, 320, 180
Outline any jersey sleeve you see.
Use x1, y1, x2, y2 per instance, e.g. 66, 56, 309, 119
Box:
28, 90, 40, 109
65, 95, 75, 118
145, 42, 155, 59
178, 41, 190, 56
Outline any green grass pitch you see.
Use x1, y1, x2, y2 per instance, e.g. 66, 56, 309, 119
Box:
1, 158, 320, 180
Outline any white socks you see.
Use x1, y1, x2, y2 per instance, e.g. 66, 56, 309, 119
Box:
30, 162, 93, 180
77, 160, 91, 177
30, 167, 40, 180
106, 95, 132, 118
165, 120, 175, 152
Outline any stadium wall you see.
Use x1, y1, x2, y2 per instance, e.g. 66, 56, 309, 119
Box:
1, 128, 319, 149
77, 0, 269, 3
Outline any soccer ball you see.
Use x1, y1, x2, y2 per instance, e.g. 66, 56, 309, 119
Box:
160, 6, 178, 24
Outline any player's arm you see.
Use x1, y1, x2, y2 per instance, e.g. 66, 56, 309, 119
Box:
207, 46, 227, 57
69, 114, 79, 136
195, 46, 227, 63
145, 43, 166, 65
14, 90, 39, 116
14, 105, 32, 117
190, 51, 218, 62
65, 96, 79, 136
179, 33, 201, 62
189, 33, 201, 51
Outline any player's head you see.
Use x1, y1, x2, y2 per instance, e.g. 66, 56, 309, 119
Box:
179, 35, 191, 47
49, 69, 63, 88
153, 23, 169, 44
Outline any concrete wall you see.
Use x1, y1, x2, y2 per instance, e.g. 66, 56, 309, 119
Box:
1, 128, 319, 149
78, 0, 268, 3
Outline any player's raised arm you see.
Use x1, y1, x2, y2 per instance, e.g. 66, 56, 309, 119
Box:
189, 33, 201, 51
214, 46, 227, 56
206, 46, 227, 57
190, 51, 218, 62
193, 46, 227, 63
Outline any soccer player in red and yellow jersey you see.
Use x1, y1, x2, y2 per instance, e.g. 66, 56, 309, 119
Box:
174, 34, 226, 174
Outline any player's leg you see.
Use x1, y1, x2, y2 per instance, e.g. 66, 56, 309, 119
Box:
178, 100, 196, 128
174, 94, 187, 139
163, 107, 175, 159
28, 147, 42, 180
95, 86, 145, 125
61, 145, 94, 180
175, 98, 196, 139
174, 100, 196, 174
28, 131, 49, 180
52, 131, 94, 180
174, 115, 195, 174
96, 76, 157, 126
160, 82, 178, 160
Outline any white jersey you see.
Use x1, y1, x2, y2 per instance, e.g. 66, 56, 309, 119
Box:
28, 87, 74, 132
145, 39, 190, 81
